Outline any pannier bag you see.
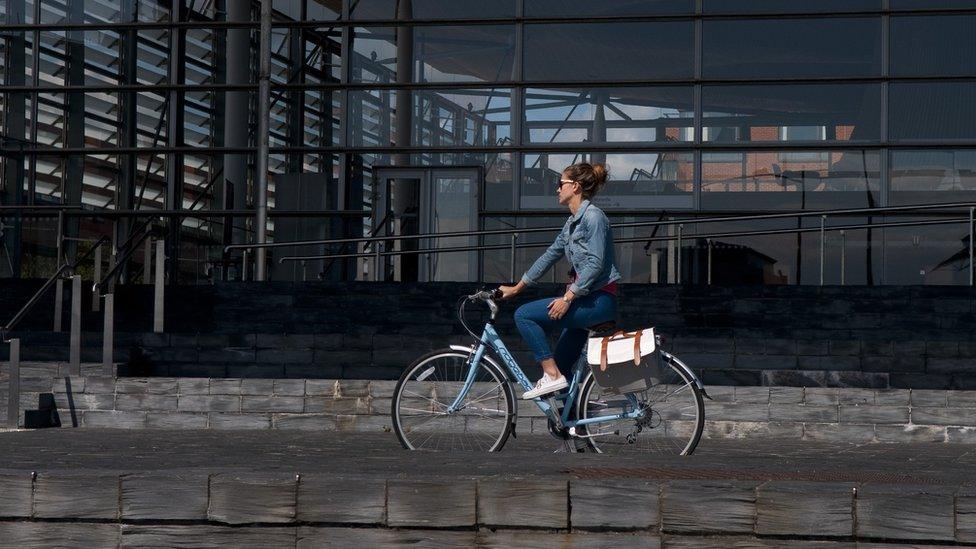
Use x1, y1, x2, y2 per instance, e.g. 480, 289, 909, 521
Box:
585, 327, 666, 394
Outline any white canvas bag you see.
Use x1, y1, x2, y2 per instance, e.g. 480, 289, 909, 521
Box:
586, 327, 657, 371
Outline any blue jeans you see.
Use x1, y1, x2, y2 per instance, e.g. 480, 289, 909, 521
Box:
514, 291, 617, 379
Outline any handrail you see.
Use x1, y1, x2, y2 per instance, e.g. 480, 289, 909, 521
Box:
224, 201, 976, 254
277, 216, 973, 263
94, 220, 162, 295
1, 235, 111, 340
319, 211, 393, 279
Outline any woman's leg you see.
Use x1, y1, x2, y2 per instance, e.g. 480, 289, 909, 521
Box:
552, 292, 618, 377
514, 298, 562, 378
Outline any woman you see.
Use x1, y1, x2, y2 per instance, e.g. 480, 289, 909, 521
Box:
498, 162, 621, 399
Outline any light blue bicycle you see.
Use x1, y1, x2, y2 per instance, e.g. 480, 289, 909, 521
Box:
391, 289, 709, 454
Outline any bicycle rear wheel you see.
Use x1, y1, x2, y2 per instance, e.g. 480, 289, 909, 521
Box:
392, 348, 515, 452
576, 356, 704, 456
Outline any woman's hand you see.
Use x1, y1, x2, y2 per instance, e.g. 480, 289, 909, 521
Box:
497, 284, 521, 300
547, 298, 570, 320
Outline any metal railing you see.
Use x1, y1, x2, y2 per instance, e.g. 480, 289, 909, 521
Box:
224, 202, 976, 287
2, 233, 110, 429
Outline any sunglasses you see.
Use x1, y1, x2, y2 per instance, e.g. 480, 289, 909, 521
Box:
556, 179, 576, 192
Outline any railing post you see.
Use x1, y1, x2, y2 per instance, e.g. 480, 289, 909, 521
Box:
840, 230, 846, 286
53, 277, 64, 332
93, 245, 102, 312
300, 260, 307, 282
102, 293, 114, 377
7, 338, 20, 428
143, 237, 153, 284
242, 249, 249, 282
154, 239, 165, 333
69, 275, 81, 375
374, 241, 382, 282
650, 251, 660, 284
819, 215, 827, 286
510, 233, 518, 281
676, 224, 683, 285
970, 207, 974, 287
707, 239, 713, 285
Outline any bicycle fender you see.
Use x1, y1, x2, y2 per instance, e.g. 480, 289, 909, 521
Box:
662, 350, 713, 401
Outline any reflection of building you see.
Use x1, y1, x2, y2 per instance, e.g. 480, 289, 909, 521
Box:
1, 2, 975, 285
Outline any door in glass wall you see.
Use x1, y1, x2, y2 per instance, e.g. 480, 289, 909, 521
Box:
374, 167, 480, 282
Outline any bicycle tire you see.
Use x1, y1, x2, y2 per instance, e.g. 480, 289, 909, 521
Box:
392, 348, 516, 452
575, 355, 705, 456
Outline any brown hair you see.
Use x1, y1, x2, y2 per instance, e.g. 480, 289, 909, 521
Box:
563, 162, 609, 199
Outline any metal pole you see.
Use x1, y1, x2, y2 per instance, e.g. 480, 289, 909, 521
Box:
92, 245, 101, 312
300, 260, 307, 282
102, 293, 114, 376
510, 233, 518, 281
707, 239, 713, 285
242, 249, 249, 282
53, 277, 63, 332
840, 230, 846, 286
7, 338, 20, 428
819, 215, 826, 286
374, 241, 382, 282
254, 0, 272, 280
154, 239, 165, 333
143, 237, 153, 284
56, 209, 64, 266
69, 274, 81, 375
970, 207, 974, 287
676, 224, 683, 284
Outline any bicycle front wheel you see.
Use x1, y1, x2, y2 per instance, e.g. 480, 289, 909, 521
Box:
576, 356, 705, 456
392, 348, 515, 452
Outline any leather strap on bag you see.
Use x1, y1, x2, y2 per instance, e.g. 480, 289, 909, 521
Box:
599, 329, 644, 371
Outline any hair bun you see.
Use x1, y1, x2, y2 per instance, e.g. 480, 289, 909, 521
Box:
591, 163, 608, 186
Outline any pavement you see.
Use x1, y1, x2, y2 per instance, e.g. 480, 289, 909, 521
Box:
0, 429, 973, 486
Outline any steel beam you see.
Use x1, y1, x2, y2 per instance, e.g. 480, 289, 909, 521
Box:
255, 0, 272, 280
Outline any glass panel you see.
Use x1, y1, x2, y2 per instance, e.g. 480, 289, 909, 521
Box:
700, 150, 881, 210
351, 27, 397, 82
350, 88, 511, 148
414, 26, 516, 83
524, 22, 694, 81
524, 87, 694, 144
409, 152, 514, 210
890, 150, 976, 205
273, 0, 340, 20
884, 216, 971, 285
889, 82, 976, 141
702, 84, 881, 143
704, 0, 881, 13
522, 152, 695, 210
431, 174, 477, 281
525, 0, 694, 16
891, 0, 976, 10
680, 218, 799, 284
891, 16, 976, 77
350, 0, 516, 19
702, 18, 882, 79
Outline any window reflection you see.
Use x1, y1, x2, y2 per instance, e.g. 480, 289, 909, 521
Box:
522, 152, 694, 210
884, 216, 971, 285
703, 0, 881, 13
702, 84, 881, 144
700, 150, 881, 210
525, 0, 693, 16
524, 87, 693, 144
890, 150, 976, 205
414, 26, 516, 83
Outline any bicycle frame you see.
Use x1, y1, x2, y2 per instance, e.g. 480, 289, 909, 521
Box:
447, 322, 644, 430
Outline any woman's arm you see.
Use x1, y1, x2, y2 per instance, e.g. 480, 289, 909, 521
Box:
519, 227, 568, 287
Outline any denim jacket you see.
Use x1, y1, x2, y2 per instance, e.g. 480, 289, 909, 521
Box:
520, 200, 621, 296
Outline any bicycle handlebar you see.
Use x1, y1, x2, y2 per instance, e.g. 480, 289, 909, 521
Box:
467, 288, 502, 302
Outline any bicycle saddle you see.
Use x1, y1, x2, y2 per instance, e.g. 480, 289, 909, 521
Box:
587, 320, 617, 337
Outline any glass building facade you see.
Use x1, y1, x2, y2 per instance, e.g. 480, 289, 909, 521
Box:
1, 0, 975, 285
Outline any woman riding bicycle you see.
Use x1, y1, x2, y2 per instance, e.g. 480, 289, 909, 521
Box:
498, 162, 621, 400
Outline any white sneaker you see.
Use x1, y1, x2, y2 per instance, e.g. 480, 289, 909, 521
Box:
522, 374, 568, 400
